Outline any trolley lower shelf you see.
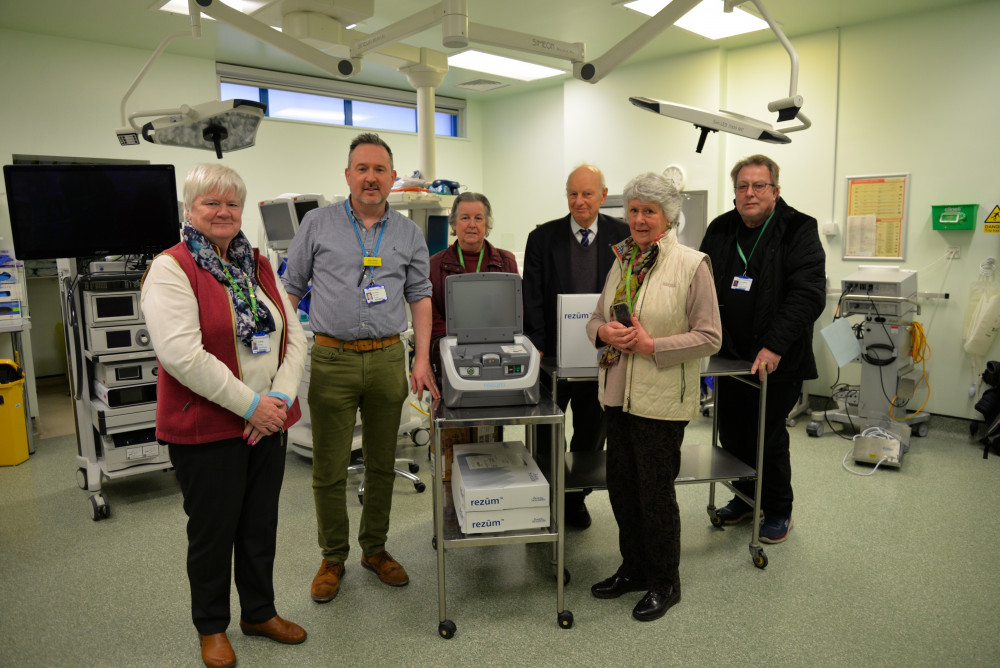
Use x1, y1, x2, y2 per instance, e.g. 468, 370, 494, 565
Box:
553, 355, 770, 570
431, 396, 569, 639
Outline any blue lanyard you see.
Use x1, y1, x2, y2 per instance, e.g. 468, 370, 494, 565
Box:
346, 199, 386, 286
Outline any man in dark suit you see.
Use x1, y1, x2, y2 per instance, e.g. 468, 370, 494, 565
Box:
523, 164, 630, 528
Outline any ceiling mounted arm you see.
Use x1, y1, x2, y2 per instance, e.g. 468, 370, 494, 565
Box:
574, 0, 702, 84
193, 0, 360, 78
731, 0, 810, 132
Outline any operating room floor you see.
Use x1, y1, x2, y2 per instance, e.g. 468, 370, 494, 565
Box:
2, 384, 999, 667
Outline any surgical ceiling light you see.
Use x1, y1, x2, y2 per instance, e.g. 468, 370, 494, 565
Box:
137, 99, 267, 158
116, 1, 267, 157
593, 0, 811, 152
619, 0, 769, 39
447, 50, 564, 82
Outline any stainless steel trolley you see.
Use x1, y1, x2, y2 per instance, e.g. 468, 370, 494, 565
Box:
430, 396, 570, 638
548, 356, 770, 569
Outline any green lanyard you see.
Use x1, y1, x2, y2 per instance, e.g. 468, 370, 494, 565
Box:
457, 245, 485, 273
624, 246, 640, 310
736, 209, 776, 276
222, 265, 260, 322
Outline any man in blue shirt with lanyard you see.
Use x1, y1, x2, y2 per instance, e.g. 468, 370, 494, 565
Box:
283, 133, 439, 602
699, 154, 826, 544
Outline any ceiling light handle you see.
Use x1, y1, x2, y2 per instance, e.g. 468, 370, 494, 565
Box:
203, 124, 228, 159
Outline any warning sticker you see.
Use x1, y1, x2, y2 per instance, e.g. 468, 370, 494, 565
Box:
985, 205, 1000, 233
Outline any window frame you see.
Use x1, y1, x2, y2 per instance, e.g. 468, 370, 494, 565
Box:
217, 63, 465, 137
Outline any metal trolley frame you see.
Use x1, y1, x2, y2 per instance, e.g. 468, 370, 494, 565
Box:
548, 356, 770, 569
430, 396, 570, 638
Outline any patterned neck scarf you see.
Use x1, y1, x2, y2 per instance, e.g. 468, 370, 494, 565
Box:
598, 234, 663, 368
182, 222, 276, 347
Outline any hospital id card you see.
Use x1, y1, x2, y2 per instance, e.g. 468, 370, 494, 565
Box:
731, 276, 753, 292
251, 332, 272, 354
364, 284, 388, 304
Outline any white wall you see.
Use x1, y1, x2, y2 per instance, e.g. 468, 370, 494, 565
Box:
481, 0, 1000, 420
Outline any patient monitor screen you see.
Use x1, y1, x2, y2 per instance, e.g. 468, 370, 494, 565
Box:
259, 200, 297, 249
446, 273, 522, 343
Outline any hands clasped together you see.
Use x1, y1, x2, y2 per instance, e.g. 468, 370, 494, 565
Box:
245, 395, 289, 445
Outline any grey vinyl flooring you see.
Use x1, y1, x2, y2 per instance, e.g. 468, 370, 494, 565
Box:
2, 384, 999, 667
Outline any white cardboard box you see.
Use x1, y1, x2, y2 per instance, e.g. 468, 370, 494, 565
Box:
557, 293, 600, 368
452, 441, 549, 511
453, 499, 550, 534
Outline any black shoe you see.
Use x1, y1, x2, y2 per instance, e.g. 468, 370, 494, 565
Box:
565, 501, 592, 529
632, 588, 680, 622
591, 571, 647, 599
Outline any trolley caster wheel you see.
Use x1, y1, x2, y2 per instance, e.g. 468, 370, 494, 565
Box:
786, 418, 797, 428
709, 511, 724, 528
558, 610, 574, 629
88, 493, 110, 521
438, 619, 456, 639
431, 536, 437, 550
806, 421, 824, 437
408, 462, 420, 474
411, 427, 430, 446
556, 568, 570, 585
414, 481, 426, 493
76, 468, 88, 490
751, 545, 768, 569
357, 493, 364, 505
915, 422, 929, 437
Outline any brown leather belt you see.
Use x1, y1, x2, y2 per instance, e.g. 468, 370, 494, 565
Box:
314, 333, 400, 352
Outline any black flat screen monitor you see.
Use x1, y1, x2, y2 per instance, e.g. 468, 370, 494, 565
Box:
3, 163, 181, 260
445, 272, 523, 344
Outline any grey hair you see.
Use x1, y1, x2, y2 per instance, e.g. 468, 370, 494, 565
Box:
730, 154, 780, 189
448, 192, 494, 236
183, 163, 246, 212
621, 172, 682, 228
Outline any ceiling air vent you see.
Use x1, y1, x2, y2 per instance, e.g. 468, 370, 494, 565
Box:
454, 78, 510, 92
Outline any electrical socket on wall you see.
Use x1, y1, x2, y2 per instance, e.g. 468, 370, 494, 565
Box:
946, 246, 961, 259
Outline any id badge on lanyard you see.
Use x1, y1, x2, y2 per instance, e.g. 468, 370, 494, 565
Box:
364, 284, 388, 304
251, 332, 272, 354
731, 275, 753, 292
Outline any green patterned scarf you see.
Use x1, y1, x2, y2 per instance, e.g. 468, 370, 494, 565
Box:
598, 234, 662, 368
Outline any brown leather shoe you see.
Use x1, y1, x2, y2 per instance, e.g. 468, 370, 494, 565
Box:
361, 550, 409, 586
239, 615, 306, 644
198, 632, 236, 668
311, 558, 345, 602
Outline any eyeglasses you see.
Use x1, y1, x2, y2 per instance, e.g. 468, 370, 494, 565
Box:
734, 182, 774, 195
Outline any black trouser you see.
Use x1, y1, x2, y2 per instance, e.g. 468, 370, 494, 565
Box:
536, 380, 607, 508
605, 408, 686, 594
169, 432, 286, 635
716, 376, 802, 518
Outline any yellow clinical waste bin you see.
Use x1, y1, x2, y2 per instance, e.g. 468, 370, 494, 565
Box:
0, 359, 29, 466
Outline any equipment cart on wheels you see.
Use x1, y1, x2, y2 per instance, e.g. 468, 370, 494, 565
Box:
554, 356, 769, 569
430, 396, 570, 639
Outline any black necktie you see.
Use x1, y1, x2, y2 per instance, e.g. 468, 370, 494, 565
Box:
580, 228, 591, 247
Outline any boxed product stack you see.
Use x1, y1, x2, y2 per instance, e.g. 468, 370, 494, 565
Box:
0, 250, 22, 322
451, 441, 550, 534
